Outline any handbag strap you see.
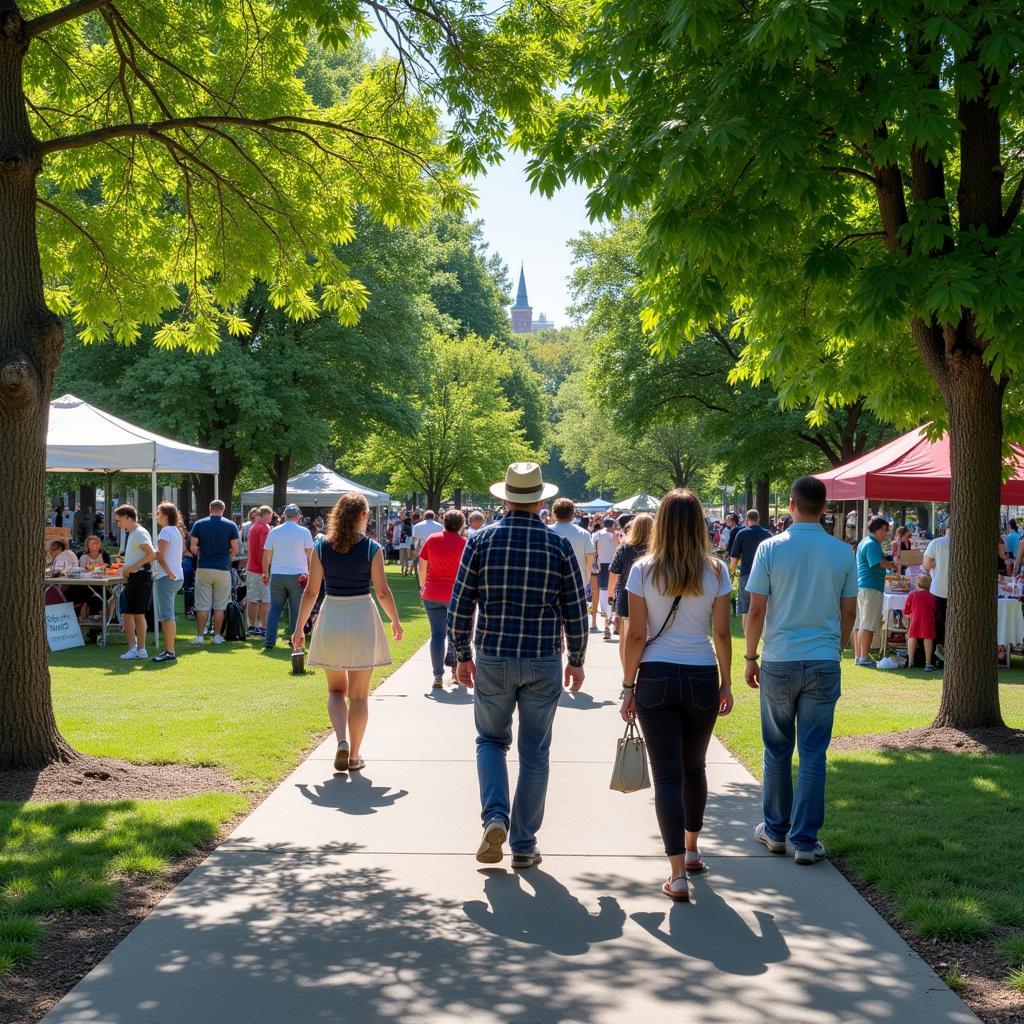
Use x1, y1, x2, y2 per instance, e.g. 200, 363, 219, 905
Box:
645, 594, 681, 649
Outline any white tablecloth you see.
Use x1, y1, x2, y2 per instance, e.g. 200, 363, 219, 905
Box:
998, 599, 1024, 645
882, 592, 908, 617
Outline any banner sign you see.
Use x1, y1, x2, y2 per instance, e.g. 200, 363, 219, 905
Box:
45, 602, 85, 652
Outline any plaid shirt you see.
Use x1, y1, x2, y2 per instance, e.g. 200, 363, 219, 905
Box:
448, 511, 589, 667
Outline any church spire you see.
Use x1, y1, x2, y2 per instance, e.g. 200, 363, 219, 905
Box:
513, 263, 530, 309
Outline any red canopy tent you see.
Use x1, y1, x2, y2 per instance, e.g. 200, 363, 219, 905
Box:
815, 425, 1024, 503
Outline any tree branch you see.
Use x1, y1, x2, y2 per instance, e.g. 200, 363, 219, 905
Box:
822, 164, 879, 185
998, 172, 1024, 236
798, 430, 841, 466
25, 0, 106, 38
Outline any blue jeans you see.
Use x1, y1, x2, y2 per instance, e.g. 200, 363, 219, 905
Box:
760, 660, 841, 851
474, 653, 562, 853
423, 599, 456, 677
265, 574, 302, 645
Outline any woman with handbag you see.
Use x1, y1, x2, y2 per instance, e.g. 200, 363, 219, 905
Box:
620, 488, 734, 902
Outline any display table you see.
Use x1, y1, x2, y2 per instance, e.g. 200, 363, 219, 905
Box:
997, 598, 1024, 646
43, 574, 123, 648
882, 592, 909, 617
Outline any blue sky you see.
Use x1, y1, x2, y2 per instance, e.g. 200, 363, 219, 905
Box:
468, 153, 595, 327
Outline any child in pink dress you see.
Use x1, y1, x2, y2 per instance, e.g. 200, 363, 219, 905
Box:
903, 573, 938, 672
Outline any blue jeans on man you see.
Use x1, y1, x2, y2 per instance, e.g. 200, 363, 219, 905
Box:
265, 574, 302, 647
422, 599, 456, 677
474, 653, 562, 854
759, 660, 840, 852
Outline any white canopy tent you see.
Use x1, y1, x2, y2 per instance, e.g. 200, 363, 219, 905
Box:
613, 492, 662, 512
48, 394, 220, 536
240, 464, 391, 524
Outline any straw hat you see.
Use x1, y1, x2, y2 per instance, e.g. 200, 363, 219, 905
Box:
489, 462, 559, 504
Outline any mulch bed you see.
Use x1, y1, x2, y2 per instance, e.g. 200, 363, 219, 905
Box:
0, 755, 239, 802
834, 857, 1024, 1024
831, 726, 1024, 756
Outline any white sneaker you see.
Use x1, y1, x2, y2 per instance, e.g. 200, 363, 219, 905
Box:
134, 647, 149, 660
212, 635, 226, 645
191, 636, 205, 646
120, 647, 140, 660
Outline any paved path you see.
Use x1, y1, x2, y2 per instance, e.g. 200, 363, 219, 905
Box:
44, 636, 977, 1024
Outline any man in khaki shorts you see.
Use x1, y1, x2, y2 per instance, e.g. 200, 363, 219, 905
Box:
852, 516, 896, 668
188, 499, 240, 645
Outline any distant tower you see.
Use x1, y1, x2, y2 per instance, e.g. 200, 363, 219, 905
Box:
510, 264, 533, 334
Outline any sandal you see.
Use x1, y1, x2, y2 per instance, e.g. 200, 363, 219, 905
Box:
333, 741, 350, 772
348, 757, 366, 772
685, 851, 709, 876
662, 876, 691, 902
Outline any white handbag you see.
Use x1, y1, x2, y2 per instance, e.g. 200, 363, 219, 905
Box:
609, 719, 651, 793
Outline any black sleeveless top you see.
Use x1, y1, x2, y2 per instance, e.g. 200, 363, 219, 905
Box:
315, 536, 380, 596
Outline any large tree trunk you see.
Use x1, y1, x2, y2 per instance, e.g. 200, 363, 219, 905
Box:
755, 474, 770, 525
217, 446, 241, 511
0, 7, 78, 766
933, 355, 1004, 728
272, 452, 290, 511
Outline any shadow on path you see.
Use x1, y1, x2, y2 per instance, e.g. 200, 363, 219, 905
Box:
296, 773, 408, 815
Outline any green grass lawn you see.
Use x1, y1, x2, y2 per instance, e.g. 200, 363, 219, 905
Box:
0, 567, 429, 980
716, 620, 1024, 994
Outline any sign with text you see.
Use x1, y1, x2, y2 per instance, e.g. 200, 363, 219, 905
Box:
45, 602, 85, 652
45, 526, 71, 545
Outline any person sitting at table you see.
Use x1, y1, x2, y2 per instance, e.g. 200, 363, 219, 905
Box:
70, 535, 111, 624
47, 539, 78, 575
902, 572, 937, 672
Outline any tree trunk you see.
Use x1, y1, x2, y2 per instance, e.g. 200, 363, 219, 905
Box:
426, 486, 441, 510
755, 474, 770, 525
272, 452, 290, 511
196, 473, 214, 516
179, 474, 193, 521
932, 355, 1004, 728
453, 487, 463, 509
217, 446, 242, 512
0, 5, 78, 766
744, 476, 753, 512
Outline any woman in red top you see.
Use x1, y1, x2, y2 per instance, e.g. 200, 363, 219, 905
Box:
418, 510, 468, 689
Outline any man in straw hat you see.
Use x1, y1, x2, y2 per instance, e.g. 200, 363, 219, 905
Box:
449, 462, 589, 868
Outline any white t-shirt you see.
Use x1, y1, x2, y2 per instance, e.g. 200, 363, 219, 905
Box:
594, 528, 617, 565
264, 520, 314, 576
412, 519, 443, 551
152, 525, 183, 581
123, 524, 154, 569
50, 549, 79, 574
550, 521, 596, 586
924, 535, 951, 599
626, 557, 732, 666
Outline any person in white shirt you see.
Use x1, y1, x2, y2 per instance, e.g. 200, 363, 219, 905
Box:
923, 525, 951, 660
466, 510, 486, 538
594, 517, 618, 638
549, 498, 595, 588
152, 502, 185, 663
412, 510, 444, 557
47, 539, 79, 575
115, 504, 156, 660
263, 503, 314, 649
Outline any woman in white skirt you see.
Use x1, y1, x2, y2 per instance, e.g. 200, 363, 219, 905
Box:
291, 493, 403, 772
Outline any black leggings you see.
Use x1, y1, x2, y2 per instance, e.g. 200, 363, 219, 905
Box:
634, 661, 720, 855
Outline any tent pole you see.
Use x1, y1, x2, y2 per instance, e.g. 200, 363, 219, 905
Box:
105, 471, 112, 540
151, 469, 158, 540
214, 474, 219, 501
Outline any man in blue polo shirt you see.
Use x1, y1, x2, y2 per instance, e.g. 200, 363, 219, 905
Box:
188, 499, 239, 645
743, 476, 857, 865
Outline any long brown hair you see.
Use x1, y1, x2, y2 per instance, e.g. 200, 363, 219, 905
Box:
625, 513, 654, 550
641, 490, 721, 597
326, 492, 369, 553
157, 501, 180, 526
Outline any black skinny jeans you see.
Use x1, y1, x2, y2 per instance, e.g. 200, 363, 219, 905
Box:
634, 661, 720, 856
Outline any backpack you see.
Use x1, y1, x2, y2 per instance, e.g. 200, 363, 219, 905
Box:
223, 600, 247, 641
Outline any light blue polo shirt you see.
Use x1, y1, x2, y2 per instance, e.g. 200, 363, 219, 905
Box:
746, 522, 858, 662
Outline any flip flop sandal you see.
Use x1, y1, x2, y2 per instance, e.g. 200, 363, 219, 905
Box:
685, 853, 709, 876
348, 757, 366, 771
662, 877, 691, 902
333, 742, 350, 772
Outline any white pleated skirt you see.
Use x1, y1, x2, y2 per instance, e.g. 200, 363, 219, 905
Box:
308, 594, 392, 671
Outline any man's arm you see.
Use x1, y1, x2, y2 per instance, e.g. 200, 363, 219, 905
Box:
262, 545, 273, 578
230, 538, 239, 559
840, 596, 857, 650
558, 548, 589, 669
448, 541, 480, 665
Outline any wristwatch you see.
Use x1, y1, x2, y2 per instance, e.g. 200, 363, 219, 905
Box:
744, 654, 759, 662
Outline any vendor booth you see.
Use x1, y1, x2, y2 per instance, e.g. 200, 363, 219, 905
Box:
575, 497, 613, 513
47, 393, 220, 537
240, 464, 390, 528
613, 492, 661, 513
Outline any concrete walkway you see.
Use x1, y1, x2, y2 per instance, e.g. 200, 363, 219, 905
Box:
44, 636, 977, 1024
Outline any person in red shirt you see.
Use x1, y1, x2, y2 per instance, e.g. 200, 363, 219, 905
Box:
246, 505, 273, 637
418, 509, 468, 689
903, 572, 938, 672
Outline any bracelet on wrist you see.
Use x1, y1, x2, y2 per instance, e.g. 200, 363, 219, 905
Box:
621, 681, 635, 690
744, 654, 759, 662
